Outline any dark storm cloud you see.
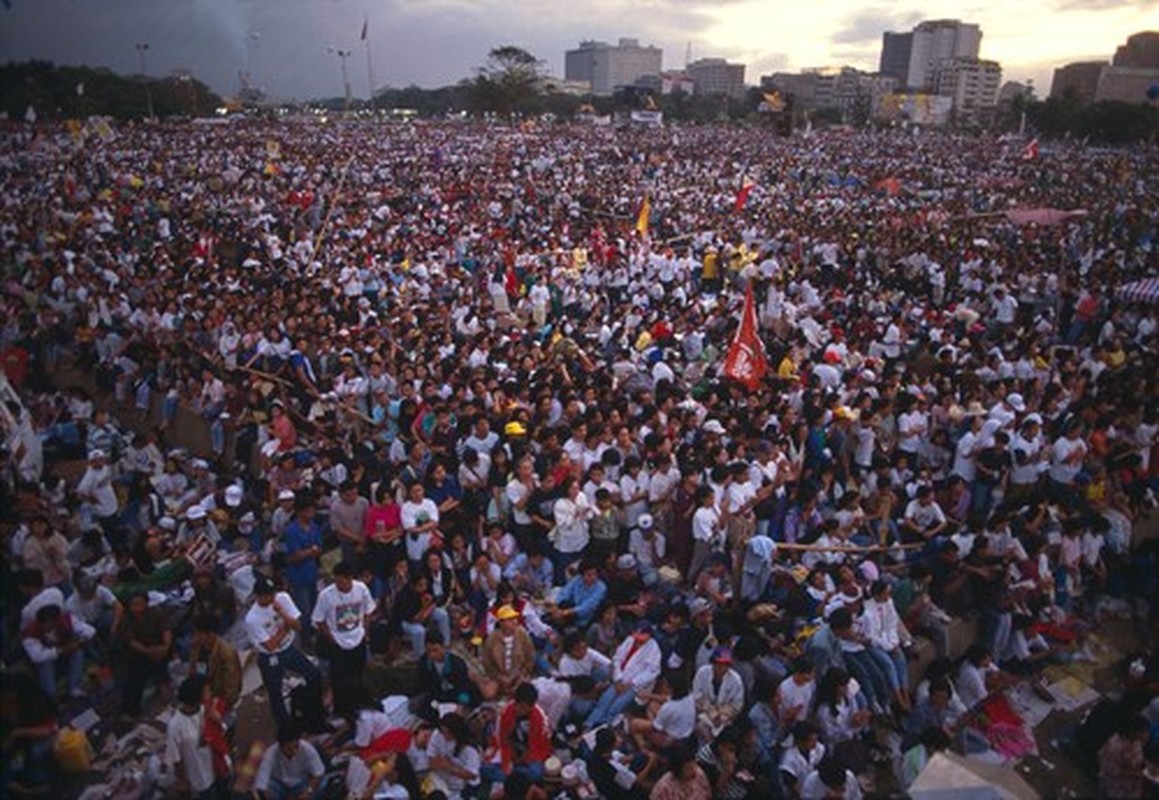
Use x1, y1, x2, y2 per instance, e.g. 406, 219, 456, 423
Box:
0, 0, 734, 99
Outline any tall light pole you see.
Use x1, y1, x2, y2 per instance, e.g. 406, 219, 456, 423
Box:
329, 47, 352, 112
135, 42, 154, 119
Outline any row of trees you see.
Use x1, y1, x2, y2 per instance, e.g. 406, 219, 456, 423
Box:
0, 61, 221, 121
3, 51, 1155, 143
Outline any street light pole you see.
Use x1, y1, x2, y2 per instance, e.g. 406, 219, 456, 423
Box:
336, 49, 352, 112
135, 42, 154, 119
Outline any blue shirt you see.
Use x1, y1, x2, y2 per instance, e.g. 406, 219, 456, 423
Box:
556, 575, 607, 627
283, 518, 322, 588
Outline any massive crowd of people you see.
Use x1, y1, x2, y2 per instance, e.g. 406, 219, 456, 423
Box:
1, 116, 1157, 800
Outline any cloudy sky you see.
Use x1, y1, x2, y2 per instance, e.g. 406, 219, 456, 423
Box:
1, 0, 1153, 101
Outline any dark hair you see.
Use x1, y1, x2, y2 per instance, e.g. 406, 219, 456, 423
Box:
815, 667, 851, 716
513, 683, 538, 706
828, 606, 853, 631
333, 561, 353, 577
277, 723, 302, 744
791, 720, 819, 741
426, 630, 445, 647
439, 712, 473, 755
178, 675, 206, 707
818, 756, 846, 789
964, 643, 991, 666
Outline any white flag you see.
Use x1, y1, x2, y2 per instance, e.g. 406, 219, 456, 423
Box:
76, 82, 85, 97
24, 105, 37, 124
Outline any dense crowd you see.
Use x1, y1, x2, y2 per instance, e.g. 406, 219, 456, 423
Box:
1, 117, 1158, 800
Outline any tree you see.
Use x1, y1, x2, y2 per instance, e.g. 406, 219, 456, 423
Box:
467, 46, 543, 117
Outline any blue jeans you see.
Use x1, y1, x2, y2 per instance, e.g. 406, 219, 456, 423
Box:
401, 608, 451, 657
584, 683, 637, 728
842, 649, 892, 711
264, 779, 319, 800
257, 646, 322, 730
868, 645, 908, 692
290, 581, 318, 627
480, 762, 545, 785
36, 649, 84, 697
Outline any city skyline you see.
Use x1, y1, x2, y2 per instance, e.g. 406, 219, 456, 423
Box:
0, 0, 1153, 101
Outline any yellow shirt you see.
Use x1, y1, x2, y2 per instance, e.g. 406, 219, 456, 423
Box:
702, 252, 719, 279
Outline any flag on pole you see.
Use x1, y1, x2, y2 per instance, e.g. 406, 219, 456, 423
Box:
635, 196, 651, 237
361, 17, 368, 41
1022, 138, 1039, 160
24, 105, 36, 124
733, 176, 755, 212
76, 82, 85, 97
723, 283, 768, 391
760, 91, 785, 112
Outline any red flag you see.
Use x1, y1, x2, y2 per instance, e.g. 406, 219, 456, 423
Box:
1022, 139, 1039, 160
723, 283, 768, 391
733, 176, 755, 212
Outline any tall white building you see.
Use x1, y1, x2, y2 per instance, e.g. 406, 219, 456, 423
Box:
882, 20, 981, 91
565, 38, 663, 95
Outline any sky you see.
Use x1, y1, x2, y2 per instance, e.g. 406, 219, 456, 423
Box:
0, 0, 1154, 101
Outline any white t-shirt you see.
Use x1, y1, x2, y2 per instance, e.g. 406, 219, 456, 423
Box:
64, 585, 118, 625
401, 498, 439, 531
692, 505, 721, 544
165, 708, 215, 794
312, 581, 376, 649
1049, 437, 1086, 484
245, 592, 300, 654
426, 730, 481, 796
801, 767, 863, 800
652, 693, 696, 740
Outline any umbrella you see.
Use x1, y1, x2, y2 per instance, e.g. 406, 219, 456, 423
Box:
1116, 277, 1159, 305
909, 752, 1039, 800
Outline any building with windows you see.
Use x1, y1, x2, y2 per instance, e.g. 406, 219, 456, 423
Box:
932, 57, 1001, 123
880, 20, 981, 91
686, 57, 746, 98
1049, 62, 1106, 104
1049, 32, 1159, 105
564, 38, 663, 96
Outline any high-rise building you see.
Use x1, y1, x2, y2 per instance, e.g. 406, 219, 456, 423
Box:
880, 20, 981, 91
1049, 33, 1159, 106
932, 57, 1001, 123
1113, 31, 1159, 69
686, 58, 746, 98
879, 32, 913, 86
1050, 61, 1106, 104
564, 38, 663, 96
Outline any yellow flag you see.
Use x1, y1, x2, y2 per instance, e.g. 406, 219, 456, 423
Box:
762, 92, 785, 112
636, 196, 651, 236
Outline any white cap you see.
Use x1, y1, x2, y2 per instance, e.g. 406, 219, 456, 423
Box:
703, 419, 726, 435
88, 449, 107, 460
1007, 393, 1026, 412
637, 513, 654, 531
278, 489, 296, 502
186, 505, 207, 521
224, 485, 244, 507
